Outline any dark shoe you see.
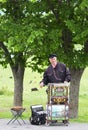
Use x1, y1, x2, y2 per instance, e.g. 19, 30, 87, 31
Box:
62, 120, 68, 124
51, 120, 57, 123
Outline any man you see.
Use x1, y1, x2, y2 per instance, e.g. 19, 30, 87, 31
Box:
40, 53, 71, 87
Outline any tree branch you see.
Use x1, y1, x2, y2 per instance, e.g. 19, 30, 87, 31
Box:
47, 0, 60, 23
0, 41, 14, 65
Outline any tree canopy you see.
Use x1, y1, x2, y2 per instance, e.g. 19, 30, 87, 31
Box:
0, 0, 88, 70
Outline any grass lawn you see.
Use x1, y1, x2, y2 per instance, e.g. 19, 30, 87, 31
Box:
0, 65, 88, 123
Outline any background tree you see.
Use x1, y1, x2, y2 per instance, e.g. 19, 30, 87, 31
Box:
0, 0, 88, 118
0, 0, 47, 106
47, 0, 88, 118
29, 0, 88, 118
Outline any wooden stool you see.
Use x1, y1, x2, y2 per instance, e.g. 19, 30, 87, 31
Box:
7, 106, 26, 125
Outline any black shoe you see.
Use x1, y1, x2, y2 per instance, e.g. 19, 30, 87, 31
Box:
62, 120, 68, 124
51, 120, 57, 123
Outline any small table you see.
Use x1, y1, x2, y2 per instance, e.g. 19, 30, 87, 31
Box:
7, 106, 26, 125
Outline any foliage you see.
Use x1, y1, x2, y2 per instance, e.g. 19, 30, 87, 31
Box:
0, 86, 13, 95
0, 0, 88, 71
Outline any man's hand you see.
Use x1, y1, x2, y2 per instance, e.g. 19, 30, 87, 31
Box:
64, 81, 68, 84
64, 81, 70, 86
40, 82, 44, 88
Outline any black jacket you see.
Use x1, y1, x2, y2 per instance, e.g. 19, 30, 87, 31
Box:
42, 62, 71, 86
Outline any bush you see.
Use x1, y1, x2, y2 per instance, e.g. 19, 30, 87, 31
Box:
0, 86, 13, 95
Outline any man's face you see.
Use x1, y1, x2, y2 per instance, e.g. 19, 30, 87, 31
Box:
49, 57, 57, 65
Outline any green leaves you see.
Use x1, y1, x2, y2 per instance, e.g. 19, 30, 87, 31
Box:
0, 0, 88, 70
80, 0, 88, 10
27, 29, 46, 44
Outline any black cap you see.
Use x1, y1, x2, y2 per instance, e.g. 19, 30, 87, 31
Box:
49, 54, 57, 58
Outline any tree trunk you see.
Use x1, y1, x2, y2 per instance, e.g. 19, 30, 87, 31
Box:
69, 68, 84, 118
11, 64, 25, 106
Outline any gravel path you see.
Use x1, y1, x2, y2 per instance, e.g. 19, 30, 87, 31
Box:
0, 119, 88, 130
